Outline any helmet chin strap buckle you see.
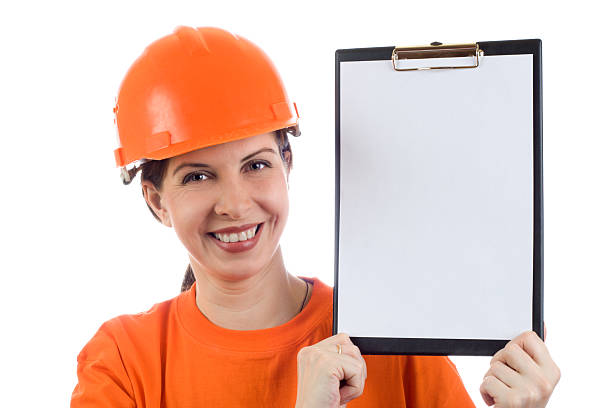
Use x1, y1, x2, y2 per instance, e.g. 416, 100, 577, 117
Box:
120, 159, 150, 185
287, 124, 301, 137
120, 167, 134, 185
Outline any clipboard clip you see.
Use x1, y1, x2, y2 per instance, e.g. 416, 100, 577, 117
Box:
392, 42, 484, 71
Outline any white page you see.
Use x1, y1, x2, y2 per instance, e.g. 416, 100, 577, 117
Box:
338, 55, 533, 340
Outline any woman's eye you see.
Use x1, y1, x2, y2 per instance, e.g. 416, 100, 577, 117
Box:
183, 172, 209, 184
246, 160, 270, 172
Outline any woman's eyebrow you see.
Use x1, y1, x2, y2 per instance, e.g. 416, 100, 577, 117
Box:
172, 163, 211, 176
172, 148, 277, 176
240, 147, 276, 163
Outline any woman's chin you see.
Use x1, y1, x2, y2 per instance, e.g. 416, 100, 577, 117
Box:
209, 267, 266, 283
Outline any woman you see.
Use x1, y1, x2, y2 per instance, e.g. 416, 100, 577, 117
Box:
71, 26, 560, 407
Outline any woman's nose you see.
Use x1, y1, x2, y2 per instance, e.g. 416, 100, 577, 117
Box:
213, 179, 253, 219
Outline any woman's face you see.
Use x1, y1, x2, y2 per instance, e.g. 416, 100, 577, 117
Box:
143, 132, 290, 281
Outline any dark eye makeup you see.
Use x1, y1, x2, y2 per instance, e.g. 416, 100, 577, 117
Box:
246, 160, 271, 172
182, 172, 210, 184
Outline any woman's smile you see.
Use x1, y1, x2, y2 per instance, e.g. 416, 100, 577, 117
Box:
207, 222, 264, 253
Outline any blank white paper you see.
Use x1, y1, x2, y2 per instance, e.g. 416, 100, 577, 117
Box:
338, 54, 533, 340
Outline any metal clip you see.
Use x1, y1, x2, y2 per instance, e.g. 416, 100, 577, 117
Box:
286, 123, 301, 137
392, 42, 483, 71
120, 167, 135, 185
119, 159, 151, 185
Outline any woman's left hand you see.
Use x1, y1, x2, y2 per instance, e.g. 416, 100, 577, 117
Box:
480, 327, 560, 407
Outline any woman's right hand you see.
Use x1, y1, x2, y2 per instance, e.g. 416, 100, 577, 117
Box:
295, 333, 367, 408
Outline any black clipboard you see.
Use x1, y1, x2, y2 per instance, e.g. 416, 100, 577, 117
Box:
333, 40, 543, 356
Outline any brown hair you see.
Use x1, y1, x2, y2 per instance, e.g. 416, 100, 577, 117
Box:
140, 129, 293, 292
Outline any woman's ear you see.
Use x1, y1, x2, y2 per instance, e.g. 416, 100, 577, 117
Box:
283, 150, 291, 184
141, 181, 172, 227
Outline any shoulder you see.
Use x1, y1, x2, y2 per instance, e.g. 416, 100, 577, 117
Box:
301, 276, 334, 320
77, 292, 181, 362
303, 276, 333, 302
72, 294, 182, 406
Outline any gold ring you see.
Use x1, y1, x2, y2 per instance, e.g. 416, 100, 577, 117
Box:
337, 344, 342, 355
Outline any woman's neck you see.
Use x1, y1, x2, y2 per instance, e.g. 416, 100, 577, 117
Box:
190, 248, 312, 330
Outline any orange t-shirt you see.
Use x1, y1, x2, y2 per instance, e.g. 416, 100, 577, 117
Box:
71, 277, 475, 407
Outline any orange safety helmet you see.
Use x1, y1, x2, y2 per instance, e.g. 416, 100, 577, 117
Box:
113, 26, 300, 184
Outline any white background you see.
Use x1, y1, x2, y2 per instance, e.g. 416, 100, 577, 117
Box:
1, 1, 610, 406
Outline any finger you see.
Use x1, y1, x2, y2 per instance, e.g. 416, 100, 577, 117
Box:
345, 352, 366, 390
489, 360, 523, 389
489, 345, 508, 368
342, 356, 367, 395
481, 369, 500, 405
334, 343, 361, 358
361, 355, 367, 389
511, 331, 551, 367
317, 332, 351, 347
523, 331, 553, 368
342, 344, 367, 382
337, 355, 366, 404
491, 329, 545, 366
339, 346, 366, 387
317, 344, 365, 383
323, 338, 367, 400
480, 375, 510, 406
332, 343, 366, 378
362, 355, 367, 380
480, 387, 495, 407
339, 380, 362, 405
335, 353, 364, 382
511, 330, 561, 390
490, 347, 504, 365
499, 343, 539, 375
490, 336, 515, 363
310, 334, 353, 356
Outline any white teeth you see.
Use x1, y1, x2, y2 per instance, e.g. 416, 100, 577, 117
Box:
213, 225, 259, 243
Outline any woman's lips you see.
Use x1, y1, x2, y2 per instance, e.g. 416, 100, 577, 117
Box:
208, 223, 263, 253
209, 223, 259, 234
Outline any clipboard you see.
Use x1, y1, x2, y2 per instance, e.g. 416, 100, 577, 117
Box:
333, 40, 543, 356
